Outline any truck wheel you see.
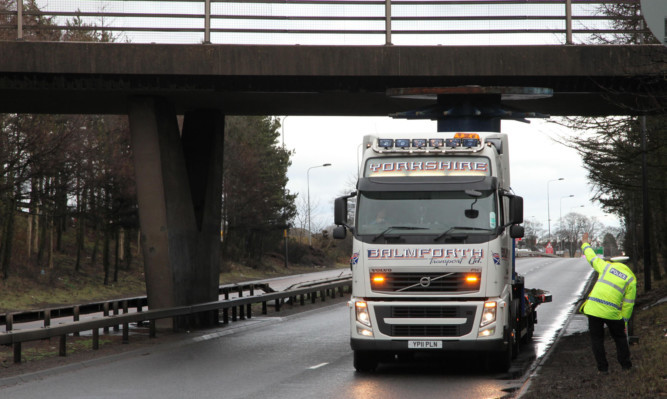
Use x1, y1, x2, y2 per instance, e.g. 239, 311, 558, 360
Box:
522, 311, 535, 343
487, 329, 512, 372
353, 350, 379, 372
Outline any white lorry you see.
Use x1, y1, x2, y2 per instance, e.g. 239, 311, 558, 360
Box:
333, 131, 551, 372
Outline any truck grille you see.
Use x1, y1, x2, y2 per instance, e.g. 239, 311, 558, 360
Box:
374, 305, 476, 337
370, 272, 480, 293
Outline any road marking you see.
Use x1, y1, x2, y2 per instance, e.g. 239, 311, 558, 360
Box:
309, 362, 329, 370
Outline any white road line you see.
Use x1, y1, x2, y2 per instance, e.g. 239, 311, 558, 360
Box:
309, 362, 329, 370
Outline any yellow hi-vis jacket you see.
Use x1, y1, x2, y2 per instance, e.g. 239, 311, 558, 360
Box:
581, 243, 636, 322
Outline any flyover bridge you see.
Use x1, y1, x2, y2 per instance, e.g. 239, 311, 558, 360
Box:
0, 0, 665, 327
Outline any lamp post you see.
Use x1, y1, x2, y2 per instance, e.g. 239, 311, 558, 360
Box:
547, 178, 564, 244
307, 163, 331, 246
559, 194, 574, 228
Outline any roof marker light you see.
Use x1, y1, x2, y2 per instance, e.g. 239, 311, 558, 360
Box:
395, 139, 410, 148
378, 139, 394, 148
412, 139, 427, 148
430, 138, 444, 148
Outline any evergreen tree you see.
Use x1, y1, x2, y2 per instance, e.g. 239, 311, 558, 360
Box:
222, 116, 297, 267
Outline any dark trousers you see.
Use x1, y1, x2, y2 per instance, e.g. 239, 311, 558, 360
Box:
587, 315, 632, 371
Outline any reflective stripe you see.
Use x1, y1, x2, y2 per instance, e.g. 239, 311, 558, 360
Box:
600, 263, 612, 279
623, 318, 629, 323
587, 296, 622, 311
623, 299, 635, 304
622, 276, 634, 293
597, 278, 625, 294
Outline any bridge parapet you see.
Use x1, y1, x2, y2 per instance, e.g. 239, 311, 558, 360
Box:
0, 0, 651, 46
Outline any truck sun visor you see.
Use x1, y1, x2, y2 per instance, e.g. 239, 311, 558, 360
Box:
357, 176, 498, 192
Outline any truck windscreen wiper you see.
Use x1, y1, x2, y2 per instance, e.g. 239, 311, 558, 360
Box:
433, 226, 490, 242
372, 226, 428, 242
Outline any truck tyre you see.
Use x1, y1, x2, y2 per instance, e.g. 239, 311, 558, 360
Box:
353, 350, 378, 372
487, 328, 512, 372
522, 311, 535, 343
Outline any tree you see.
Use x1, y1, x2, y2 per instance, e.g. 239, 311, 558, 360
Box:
522, 218, 544, 251
221, 116, 296, 266
553, 3, 667, 281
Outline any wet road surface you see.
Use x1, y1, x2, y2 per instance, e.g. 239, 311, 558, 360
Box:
0, 258, 591, 398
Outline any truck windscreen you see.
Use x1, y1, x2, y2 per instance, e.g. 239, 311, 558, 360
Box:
356, 190, 498, 240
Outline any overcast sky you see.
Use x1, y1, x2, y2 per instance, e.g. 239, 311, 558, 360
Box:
281, 115, 620, 235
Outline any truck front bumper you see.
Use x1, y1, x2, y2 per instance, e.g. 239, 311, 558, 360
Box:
351, 337, 506, 352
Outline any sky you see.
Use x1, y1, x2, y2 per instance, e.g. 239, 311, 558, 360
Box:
281, 115, 621, 235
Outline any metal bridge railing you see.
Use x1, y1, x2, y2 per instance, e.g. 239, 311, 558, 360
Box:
0, 0, 648, 45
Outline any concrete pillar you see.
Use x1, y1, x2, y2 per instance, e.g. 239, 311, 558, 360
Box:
128, 97, 224, 329
182, 109, 225, 327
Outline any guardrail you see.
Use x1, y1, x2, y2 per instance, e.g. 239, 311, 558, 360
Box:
0, 281, 271, 329
0, 278, 352, 364
0, 0, 648, 45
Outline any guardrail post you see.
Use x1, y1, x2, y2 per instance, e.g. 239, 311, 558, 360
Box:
275, 298, 281, 312
385, 0, 392, 45
150, 320, 157, 338
223, 307, 229, 323
300, 294, 305, 306
565, 0, 573, 44
44, 309, 51, 328
246, 303, 252, 319
122, 323, 129, 344
6, 313, 12, 332
59, 335, 66, 357
204, 0, 211, 44
238, 287, 245, 320
73, 306, 80, 337
113, 301, 120, 331
93, 328, 100, 350
262, 301, 267, 315
103, 302, 110, 333
231, 306, 237, 321
13, 342, 21, 363
321, 289, 326, 302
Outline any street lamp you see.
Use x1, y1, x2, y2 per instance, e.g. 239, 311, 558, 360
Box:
559, 194, 574, 228
307, 163, 331, 246
547, 178, 564, 243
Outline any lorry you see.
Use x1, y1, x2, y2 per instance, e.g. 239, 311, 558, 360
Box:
333, 129, 552, 372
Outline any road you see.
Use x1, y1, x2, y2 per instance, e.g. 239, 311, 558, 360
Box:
0, 257, 592, 399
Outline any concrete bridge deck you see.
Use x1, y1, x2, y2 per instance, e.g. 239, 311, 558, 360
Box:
1, 41, 665, 116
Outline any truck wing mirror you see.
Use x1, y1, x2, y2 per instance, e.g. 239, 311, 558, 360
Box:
334, 197, 348, 226
333, 225, 347, 239
509, 196, 524, 225
510, 224, 525, 239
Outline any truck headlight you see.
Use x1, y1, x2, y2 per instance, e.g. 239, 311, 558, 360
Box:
480, 301, 497, 328
355, 301, 372, 327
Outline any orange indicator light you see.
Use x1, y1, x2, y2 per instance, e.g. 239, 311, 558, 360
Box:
372, 276, 385, 283
465, 275, 479, 283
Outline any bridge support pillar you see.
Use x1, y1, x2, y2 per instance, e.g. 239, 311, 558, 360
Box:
128, 97, 223, 329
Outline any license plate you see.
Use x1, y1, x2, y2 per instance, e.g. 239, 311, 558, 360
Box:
408, 340, 442, 349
